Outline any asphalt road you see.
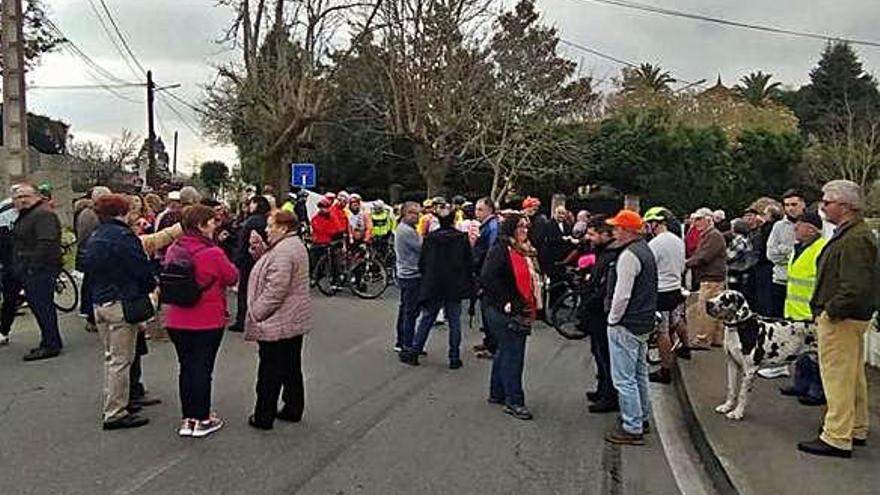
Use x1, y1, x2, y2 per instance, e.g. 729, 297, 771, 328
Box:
0, 291, 680, 495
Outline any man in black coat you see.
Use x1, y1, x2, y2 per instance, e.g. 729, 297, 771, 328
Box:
400, 202, 474, 369
229, 195, 271, 333
578, 216, 623, 413
544, 205, 575, 305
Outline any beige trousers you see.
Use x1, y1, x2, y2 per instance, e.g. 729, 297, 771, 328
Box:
95, 302, 138, 422
690, 281, 725, 348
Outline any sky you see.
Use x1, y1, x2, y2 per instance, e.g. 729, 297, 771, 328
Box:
26, 0, 880, 175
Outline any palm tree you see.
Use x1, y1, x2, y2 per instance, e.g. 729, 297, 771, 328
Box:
622, 63, 677, 93
735, 71, 782, 106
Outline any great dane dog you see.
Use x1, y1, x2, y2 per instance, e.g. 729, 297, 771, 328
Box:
705, 290, 817, 420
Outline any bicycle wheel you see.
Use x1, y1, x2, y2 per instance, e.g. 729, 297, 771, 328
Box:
349, 258, 388, 299
383, 249, 397, 287
53, 269, 79, 313
313, 254, 338, 297
550, 291, 588, 340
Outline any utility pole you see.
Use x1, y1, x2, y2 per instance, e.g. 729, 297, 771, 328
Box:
1, 0, 29, 194
172, 130, 178, 176
145, 70, 156, 188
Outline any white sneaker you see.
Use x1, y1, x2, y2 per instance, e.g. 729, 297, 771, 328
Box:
0, 334, 8, 346
758, 366, 790, 379
191, 416, 224, 438
178, 418, 196, 437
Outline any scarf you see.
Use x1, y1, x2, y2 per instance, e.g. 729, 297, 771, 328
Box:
507, 239, 542, 319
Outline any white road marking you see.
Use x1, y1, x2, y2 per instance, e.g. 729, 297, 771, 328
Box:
343, 335, 386, 356
112, 451, 189, 495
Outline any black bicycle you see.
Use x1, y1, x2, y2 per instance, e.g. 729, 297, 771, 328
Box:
546, 266, 590, 340
313, 241, 388, 299
54, 241, 79, 313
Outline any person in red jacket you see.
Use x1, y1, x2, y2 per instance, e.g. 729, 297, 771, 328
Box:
164, 205, 239, 439
311, 198, 346, 245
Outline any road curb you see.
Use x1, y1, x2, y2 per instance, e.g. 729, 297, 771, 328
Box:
671, 363, 741, 495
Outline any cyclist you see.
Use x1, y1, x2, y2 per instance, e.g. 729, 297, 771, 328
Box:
643, 206, 689, 385
311, 197, 347, 285
417, 198, 440, 236
370, 199, 396, 258
346, 194, 373, 245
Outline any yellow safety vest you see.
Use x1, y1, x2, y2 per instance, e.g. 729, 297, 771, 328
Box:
371, 209, 394, 237
784, 237, 827, 321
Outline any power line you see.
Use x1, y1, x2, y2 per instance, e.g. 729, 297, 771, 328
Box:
576, 0, 880, 48
163, 90, 207, 116
157, 94, 201, 137
97, 0, 147, 75
87, 0, 142, 79
29, 83, 144, 90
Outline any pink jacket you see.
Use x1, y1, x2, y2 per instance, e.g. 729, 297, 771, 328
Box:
244, 234, 312, 342
164, 234, 239, 331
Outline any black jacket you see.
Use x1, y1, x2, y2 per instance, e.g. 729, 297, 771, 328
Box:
480, 242, 532, 316
83, 219, 156, 305
543, 219, 574, 267
581, 241, 623, 316
235, 213, 268, 269
12, 201, 61, 273
419, 226, 474, 301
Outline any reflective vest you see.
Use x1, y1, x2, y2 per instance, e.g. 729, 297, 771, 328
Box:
371, 209, 393, 237
784, 237, 827, 321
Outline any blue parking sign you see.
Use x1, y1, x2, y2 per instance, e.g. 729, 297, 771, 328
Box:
291, 163, 316, 188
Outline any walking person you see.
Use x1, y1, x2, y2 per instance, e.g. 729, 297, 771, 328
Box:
393, 202, 422, 353
798, 180, 878, 458
244, 211, 312, 430
83, 194, 156, 430
481, 213, 542, 420
604, 210, 658, 446
400, 202, 474, 368
163, 205, 239, 438
3, 184, 64, 361
229, 195, 271, 333
686, 207, 727, 350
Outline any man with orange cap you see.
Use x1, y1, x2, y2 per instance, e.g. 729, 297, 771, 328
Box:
521, 196, 551, 273
603, 209, 658, 446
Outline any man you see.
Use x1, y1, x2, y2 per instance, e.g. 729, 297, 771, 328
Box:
779, 212, 827, 406
581, 216, 623, 414
644, 207, 688, 385
329, 192, 349, 233
766, 190, 806, 318
544, 205, 574, 305
0, 190, 20, 346
686, 207, 727, 349
5, 184, 64, 361
76, 186, 112, 333
522, 196, 550, 258
604, 210, 658, 446
394, 202, 422, 353
370, 200, 395, 256
472, 197, 500, 359
154, 190, 182, 232
417, 198, 441, 236
798, 180, 878, 459
346, 194, 373, 244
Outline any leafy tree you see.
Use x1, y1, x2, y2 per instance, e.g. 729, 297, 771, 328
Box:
199, 160, 230, 198
732, 129, 805, 200
621, 63, 676, 94
735, 72, 782, 106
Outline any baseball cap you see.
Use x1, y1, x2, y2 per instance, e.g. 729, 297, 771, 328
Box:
795, 211, 823, 231
522, 196, 541, 209
606, 210, 644, 232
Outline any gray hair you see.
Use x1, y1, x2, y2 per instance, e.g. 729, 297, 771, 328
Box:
401, 201, 421, 215
91, 186, 112, 200
822, 180, 863, 210
179, 186, 202, 205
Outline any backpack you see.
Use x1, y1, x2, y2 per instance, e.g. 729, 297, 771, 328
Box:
159, 241, 212, 307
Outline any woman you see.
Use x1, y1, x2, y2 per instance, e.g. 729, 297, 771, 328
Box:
244, 211, 312, 430
83, 194, 156, 430
229, 196, 271, 333
164, 205, 239, 438
128, 194, 151, 236
401, 202, 474, 368
480, 213, 541, 421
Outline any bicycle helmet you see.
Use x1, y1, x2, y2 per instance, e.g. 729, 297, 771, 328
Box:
643, 206, 672, 223
38, 181, 53, 195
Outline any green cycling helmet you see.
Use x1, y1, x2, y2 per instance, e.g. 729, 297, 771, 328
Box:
643, 206, 672, 223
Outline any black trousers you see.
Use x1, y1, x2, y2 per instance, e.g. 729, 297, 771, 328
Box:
0, 267, 20, 336
233, 265, 253, 330
769, 283, 786, 318
587, 313, 616, 401
168, 329, 224, 420
254, 336, 305, 425
129, 331, 148, 401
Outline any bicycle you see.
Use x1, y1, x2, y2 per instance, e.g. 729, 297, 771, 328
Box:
313, 240, 388, 299
54, 240, 79, 313
371, 235, 396, 287
546, 266, 590, 340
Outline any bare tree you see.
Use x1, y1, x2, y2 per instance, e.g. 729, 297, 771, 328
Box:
807, 109, 880, 191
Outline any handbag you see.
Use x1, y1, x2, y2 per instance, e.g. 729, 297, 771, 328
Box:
122, 295, 155, 324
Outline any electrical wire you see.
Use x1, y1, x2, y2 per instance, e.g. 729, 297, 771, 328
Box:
575, 0, 880, 48
87, 0, 142, 79
157, 94, 201, 137
97, 0, 147, 75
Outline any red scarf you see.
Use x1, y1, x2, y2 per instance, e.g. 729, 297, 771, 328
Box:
508, 247, 537, 318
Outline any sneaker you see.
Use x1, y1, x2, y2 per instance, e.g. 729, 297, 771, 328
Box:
0, 334, 8, 346
393, 345, 402, 352
103, 414, 149, 431
178, 418, 196, 437
503, 404, 534, 420
758, 366, 790, 379
191, 416, 224, 438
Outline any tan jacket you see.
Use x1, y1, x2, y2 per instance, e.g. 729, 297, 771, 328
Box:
244, 234, 312, 342
139, 223, 183, 257
686, 227, 727, 283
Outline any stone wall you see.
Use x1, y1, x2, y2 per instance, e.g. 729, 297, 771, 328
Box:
1, 146, 75, 228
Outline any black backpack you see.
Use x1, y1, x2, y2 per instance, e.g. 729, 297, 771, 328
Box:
159, 242, 212, 307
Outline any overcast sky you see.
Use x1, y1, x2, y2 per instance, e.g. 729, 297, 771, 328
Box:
27, 0, 880, 175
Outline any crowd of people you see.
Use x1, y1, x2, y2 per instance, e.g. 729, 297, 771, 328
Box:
0, 178, 876, 458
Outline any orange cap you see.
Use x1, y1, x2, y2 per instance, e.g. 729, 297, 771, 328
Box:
606, 209, 644, 232
522, 196, 541, 209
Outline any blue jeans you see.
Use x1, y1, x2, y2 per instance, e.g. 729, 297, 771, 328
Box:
81, 271, 95, 324
411, 299, 462, 362
395, 278, 421, 349
485, 305, 528, 407
608, 325, 650, 434
23, 269, 63, 350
